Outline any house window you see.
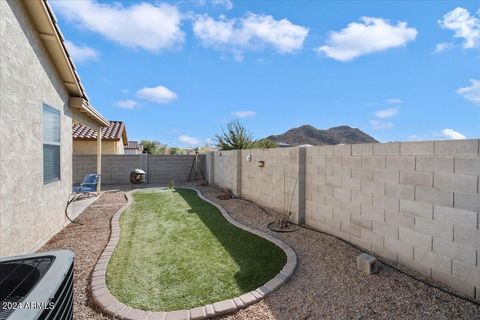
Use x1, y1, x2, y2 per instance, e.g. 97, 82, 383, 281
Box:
43, 104, 61, 184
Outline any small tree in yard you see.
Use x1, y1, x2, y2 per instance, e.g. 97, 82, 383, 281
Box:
215, 120, 254, 150
250, 138, 277, 149
141, 140, 166, 155
169, 147, 186, 155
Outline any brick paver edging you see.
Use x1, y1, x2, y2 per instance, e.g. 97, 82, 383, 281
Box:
91, 187, 297, 320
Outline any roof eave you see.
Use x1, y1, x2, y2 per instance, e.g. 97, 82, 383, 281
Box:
69, 98, 110, 127
22, 0, 108, 127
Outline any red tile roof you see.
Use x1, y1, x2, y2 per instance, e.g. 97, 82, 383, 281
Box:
125, 141, 139, 149
73, 121, 127, 143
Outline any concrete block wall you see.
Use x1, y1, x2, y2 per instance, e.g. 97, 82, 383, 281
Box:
148, 155, 195, 184
208, 147, 305, 224
102, 155, 146, 184
212, 150, 241, 196
73, 155, 145, 185
73, 154, 99, 184
209, 140, 480, 299
308, 140, 480, 299
73, 154, 199, 185
241, 148, 304, 223
206, 152, 214, 184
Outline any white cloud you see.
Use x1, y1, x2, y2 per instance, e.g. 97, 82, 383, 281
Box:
232, 110, 256, 118
434, 42, 455, 53
117, 99, 138, 109
407, 134, 424, 141
51, 0, 184, 52
193, 13, 309, 59
136, 85, 177, 104
457, 79, 480, 105
370, 119, 393, 130
316, 17, 417, 61
375, 107, 399, 118
371, 105, 399, 129
437, 129, 466, 140
438, 7, 480, 49
64, 40, 99, 63
191, 0, 207, 7
386, 98, 402, 105
178, 134, 200, 146
212, 0, 233, 10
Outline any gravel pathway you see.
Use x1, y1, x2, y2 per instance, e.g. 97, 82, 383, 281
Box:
39, 191, 126, 320
39, 185, 480, 320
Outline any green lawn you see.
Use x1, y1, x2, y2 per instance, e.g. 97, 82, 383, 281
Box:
106, 188, 286, 311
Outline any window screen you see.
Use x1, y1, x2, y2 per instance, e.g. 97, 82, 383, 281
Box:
43, 104, 61, 184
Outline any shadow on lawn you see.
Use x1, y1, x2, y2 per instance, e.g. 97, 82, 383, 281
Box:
175, 188, 286, 293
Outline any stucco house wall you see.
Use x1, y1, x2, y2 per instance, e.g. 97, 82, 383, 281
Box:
73, 139, 125, 155
124, 148, 141, 155
0, 0, 96, 256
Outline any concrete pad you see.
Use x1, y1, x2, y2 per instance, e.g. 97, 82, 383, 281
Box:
70, 194, 98, 221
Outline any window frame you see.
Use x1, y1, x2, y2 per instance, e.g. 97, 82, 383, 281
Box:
42, 104, 61, 185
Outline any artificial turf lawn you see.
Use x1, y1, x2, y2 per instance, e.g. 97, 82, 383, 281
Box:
106, 188, 287, 311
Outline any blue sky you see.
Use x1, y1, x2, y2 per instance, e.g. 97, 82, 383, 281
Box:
51, 0, 480, 147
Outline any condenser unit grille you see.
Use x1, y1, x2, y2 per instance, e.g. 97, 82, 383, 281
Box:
0, 250, 74, 320
38, 264, 73, 320
0, 257, 54, 320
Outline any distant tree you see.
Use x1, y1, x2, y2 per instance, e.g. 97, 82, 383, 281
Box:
215, 120, 254, 150
168, 147, 186, 155
140, 140, 166, 155
250, 138, 277, 149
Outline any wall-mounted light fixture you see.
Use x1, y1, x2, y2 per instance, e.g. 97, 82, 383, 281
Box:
246, 154, 252, 161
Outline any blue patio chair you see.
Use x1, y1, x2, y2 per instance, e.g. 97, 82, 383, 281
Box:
72, 173, 99, 194
66, 174, 100, 225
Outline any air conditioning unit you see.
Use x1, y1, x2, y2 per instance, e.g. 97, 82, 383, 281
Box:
0, 250, 74, 320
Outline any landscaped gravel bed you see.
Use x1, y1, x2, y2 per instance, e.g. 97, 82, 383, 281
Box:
191, 185, 480, 320
39, 191, 126, 320
40, 184, 480, 319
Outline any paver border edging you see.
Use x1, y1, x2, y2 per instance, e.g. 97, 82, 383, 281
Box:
91, 187, 297, 320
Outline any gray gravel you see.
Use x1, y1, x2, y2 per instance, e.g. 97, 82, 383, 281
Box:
39, 191, 126, 320
191, 185, 480, 320
39, 184, 480, 320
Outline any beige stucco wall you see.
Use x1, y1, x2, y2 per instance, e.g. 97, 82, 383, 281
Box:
73, 139, 125, 155
0, 0, 74, 256
124, 148, 140, 155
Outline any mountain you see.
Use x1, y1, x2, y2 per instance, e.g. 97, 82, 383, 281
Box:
265, 125, 378, 146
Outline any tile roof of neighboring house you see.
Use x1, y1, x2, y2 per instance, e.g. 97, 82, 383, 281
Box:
125, 141, 139, 149
73, 121, 127, 144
